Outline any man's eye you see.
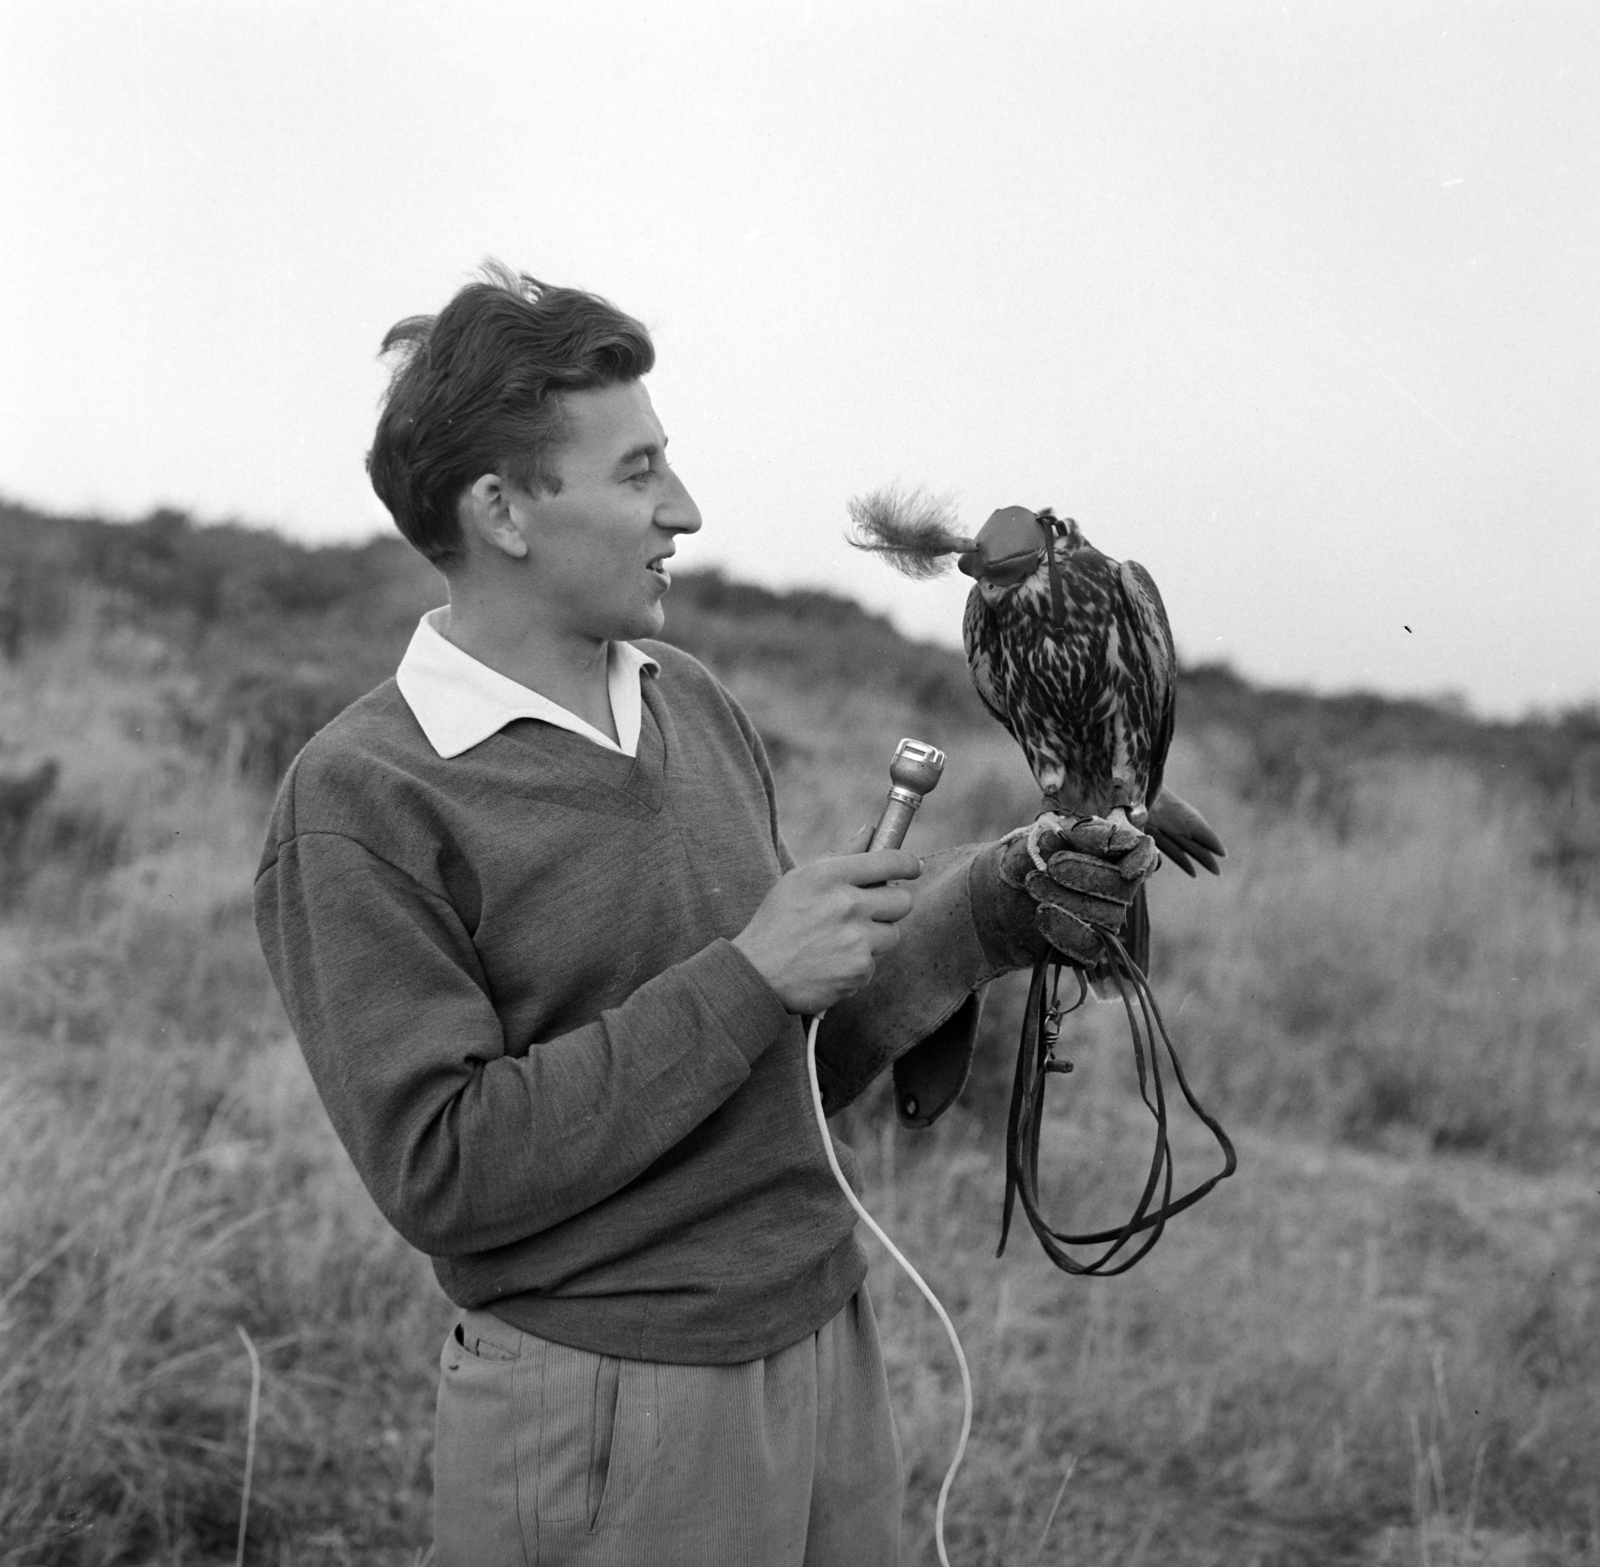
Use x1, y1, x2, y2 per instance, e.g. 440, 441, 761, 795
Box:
627, 467, 652, 485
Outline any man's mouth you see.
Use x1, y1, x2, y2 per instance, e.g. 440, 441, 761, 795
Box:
646, 553, 673, 583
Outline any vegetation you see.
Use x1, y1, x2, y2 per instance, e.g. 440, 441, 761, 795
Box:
2, 500, 1597, 1563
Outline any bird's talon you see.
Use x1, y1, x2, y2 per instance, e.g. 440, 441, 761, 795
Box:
1025, 811, 1074, 872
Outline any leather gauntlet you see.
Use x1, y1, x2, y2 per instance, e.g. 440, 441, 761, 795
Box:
813, 819, 1160, 1128
984, 817, 1161, 968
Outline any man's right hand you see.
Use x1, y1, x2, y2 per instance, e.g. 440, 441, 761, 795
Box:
733, 849, 921, 1015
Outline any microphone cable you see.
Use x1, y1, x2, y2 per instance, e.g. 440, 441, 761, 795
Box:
806, 1014, 972, 1567
804, 739, 971, 1567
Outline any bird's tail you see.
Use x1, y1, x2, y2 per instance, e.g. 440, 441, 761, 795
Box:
845, 486, 975, 579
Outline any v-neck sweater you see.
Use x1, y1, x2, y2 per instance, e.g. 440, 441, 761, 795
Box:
254, 641, 868, 1364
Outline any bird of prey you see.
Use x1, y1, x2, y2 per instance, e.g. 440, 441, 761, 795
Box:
851, 488, 1237, 1276
847, 488, 1224, 977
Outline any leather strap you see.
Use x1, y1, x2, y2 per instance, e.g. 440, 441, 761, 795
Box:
1042, 513, 1068, 627
998, 939, 1237, 1275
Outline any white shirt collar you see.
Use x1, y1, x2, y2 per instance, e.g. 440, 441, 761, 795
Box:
395, 607, 660, 760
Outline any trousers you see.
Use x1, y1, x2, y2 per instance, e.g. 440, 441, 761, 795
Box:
432, 1288, 902, 1567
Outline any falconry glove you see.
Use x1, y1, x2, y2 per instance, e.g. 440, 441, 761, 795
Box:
972, 815, 1161, 971
813, 819, 1161, 1126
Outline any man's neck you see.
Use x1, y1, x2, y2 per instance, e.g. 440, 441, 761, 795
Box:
440, 590, 619, 745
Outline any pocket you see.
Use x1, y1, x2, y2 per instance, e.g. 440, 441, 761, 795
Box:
528, 1341, 656, 1531
586, 1354, 621, 1529
589, 1358, 659, 1532
531, 1339, 608, 1523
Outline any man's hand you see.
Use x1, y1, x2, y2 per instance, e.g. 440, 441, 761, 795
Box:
733, 849, 921, 1015
970, 814, 1161, 971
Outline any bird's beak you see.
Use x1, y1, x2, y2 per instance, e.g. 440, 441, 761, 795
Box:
959, 506, 1048, 582
959, 545, 1044, 583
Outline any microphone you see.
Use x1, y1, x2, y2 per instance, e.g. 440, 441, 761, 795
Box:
867, 738, 946, 851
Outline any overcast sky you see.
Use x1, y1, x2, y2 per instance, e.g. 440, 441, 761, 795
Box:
3, 1, 1595, 717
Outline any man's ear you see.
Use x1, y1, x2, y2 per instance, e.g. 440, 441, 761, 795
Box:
461, 474, 531, 560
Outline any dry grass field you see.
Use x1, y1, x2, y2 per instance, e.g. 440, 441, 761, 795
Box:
2, 512, 1598, 1565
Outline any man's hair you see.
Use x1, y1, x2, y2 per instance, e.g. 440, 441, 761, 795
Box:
367, 261, 655, 567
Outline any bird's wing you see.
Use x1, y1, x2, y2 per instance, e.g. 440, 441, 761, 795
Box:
1146, 786, 1226, 877
962, 587, 1013, 729
1116, 559, 1178, 806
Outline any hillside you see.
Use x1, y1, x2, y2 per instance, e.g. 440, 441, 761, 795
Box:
2, 500, 1599, 1564
5, 497, 1598, 817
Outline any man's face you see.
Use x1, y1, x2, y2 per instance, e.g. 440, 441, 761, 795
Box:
505, 379, 701, 643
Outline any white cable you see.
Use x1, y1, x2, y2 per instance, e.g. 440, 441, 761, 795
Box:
806, 1013, 972, 1567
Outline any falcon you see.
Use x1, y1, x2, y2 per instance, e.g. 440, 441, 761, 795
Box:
847, 487, 1224, 977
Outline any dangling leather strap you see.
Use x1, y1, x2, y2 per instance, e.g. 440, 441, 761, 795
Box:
1041, 514, 1068, 628
998, 940, 1237, 1276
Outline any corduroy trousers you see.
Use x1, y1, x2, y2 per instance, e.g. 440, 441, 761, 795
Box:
432, 1289, 902, 1567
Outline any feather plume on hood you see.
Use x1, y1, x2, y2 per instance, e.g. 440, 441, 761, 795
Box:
845, 486, 977, 579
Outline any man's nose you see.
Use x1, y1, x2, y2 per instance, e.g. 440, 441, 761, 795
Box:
658, 469, 702, 534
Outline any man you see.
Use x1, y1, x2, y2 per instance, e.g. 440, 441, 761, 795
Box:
254, 263, 1155, 1566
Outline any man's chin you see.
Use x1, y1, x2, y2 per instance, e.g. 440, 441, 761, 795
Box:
615, 604, 666, 642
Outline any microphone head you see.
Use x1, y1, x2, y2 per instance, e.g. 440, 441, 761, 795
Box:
889, 738, 946, 798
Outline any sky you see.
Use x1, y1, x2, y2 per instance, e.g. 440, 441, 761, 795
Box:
2, 0, 1596, 718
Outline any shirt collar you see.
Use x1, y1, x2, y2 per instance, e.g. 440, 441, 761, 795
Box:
396, 607, 660, 760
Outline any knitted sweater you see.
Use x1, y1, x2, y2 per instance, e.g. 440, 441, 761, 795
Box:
254, 642, 877, 1364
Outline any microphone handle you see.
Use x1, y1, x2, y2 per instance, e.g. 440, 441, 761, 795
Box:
868, 787, 925, 852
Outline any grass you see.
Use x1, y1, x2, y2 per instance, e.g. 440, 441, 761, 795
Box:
861, 1099, 1600, 1565
1143, 746, 1600, 1167
0, 1034, 447, 1565
3, 593, 1599, 1564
